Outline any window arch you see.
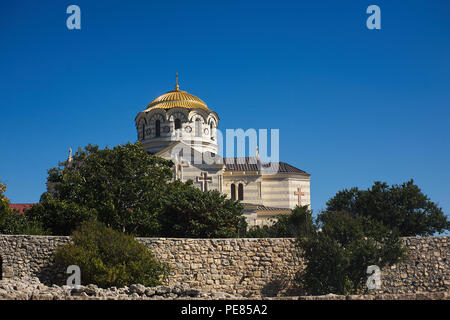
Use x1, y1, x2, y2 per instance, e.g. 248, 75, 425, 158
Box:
142, 124, 146, 140
209, 119, 216, 140
175, 118, 181, 130
195, 118, 202, 137
238, 183, 244, 201
231, 184, 236, 200
155, 120, 161, 137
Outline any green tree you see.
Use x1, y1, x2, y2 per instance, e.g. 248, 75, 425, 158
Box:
0, 182, 45, 235
29, 142, 174, 236
297, 211, 406, 295
29, 142, 246, 238
0, 182, 10, 216
158, 180, 247, 238
324, 180, 449, 236
28, 198, 96, 236
55, 220, 170, 288
245, 224, 273, 238
0, 181, 12, 232
246, 205, 314, 238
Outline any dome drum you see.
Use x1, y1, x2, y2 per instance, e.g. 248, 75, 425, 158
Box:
135, 79, 219, 154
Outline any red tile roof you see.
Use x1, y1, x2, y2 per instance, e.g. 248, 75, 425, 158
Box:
10, 203, 35, 214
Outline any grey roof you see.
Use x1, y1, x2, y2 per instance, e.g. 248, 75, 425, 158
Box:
224, 157, 309, 175
224, 157, 259, 171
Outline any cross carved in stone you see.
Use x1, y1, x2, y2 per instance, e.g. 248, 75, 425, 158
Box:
294, 187, 305, 205
197, 172, 212, 191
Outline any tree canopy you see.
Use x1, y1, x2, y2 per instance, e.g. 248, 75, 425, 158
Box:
323, 180, 449, 236
29, 143, 173, 235
28, 142, 246, 237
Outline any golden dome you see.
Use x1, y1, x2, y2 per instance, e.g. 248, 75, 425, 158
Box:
145, 73, 209, 111
146, 89, 209, 110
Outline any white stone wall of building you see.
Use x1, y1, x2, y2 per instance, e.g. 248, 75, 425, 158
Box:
288, 178, 311, 209
222, 174, 311, 210
260, 177, 291, 208
223, 174, 263, 204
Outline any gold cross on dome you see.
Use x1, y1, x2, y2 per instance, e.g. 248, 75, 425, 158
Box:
175, 72, 180, 91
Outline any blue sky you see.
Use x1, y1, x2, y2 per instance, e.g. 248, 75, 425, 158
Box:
0, 0, 449, 226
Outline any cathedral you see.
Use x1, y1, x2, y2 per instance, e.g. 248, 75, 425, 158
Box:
135, 75, 311, 226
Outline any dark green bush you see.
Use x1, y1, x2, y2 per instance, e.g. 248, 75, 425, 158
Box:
246, 205, 315, 238
55, 220, 170, 288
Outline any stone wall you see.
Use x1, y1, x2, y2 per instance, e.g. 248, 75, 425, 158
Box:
0, 235, 69, 284
379, 236, 449, 294
141, 238, 302, 296
0, 235, 448, 296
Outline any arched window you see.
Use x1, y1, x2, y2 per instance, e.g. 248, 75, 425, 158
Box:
238, 183, 244, 201
175, 118, 181, 130
142, 124, 145, 140
195, 118, 202, 137
231, 184, 236, 200
155, 120, 161, 137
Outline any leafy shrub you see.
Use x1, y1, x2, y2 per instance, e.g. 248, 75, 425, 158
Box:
246, 205, 314, 238
55, 220, 170, 288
